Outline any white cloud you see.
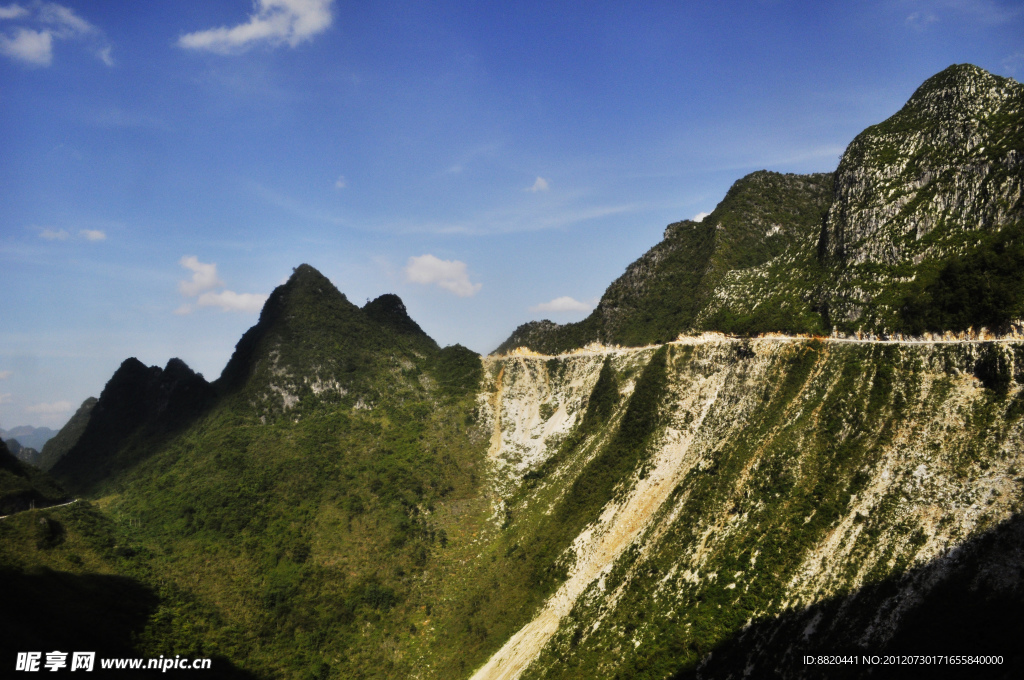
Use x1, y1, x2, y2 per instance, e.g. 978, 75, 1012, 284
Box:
0, 5, 29, 20
178, 256, 224, 297
529, 296, 592, 314
39, 227, 69, 240
26, 400, 73, 415
38, 3, 94, 36
197, 290, 268, 313
0, 27, 51, 65
176, 256, 267, 314
404, 254, 481, 297
526, 176, 550, 193
692, 212, 710, 222
178, 0, 334, 54
335, 175, 347, 189
0, 3, 111, 67
0, 370, 11, 380
80, 229, 106, 241
0, 393, 11, 404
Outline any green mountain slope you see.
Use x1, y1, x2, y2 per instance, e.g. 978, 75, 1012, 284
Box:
37, 397, 97, 471
18, 265, 492, 677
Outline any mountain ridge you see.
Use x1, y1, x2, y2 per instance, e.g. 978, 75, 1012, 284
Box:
496, 63, 1024, 354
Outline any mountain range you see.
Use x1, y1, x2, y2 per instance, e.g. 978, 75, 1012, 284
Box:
1, 64, 1022, 679
0, 425, 57, 457
498, 64, 1024, 354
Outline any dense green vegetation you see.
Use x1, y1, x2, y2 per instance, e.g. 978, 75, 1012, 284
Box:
900, 222, 1024, 333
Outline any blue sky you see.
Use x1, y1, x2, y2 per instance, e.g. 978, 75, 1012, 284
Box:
2, 0, 1023, 429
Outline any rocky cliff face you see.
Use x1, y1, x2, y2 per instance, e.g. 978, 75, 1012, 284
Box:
821, 64, 1024, 331
470, 338, 1024, 679
823, 64, 1023, 266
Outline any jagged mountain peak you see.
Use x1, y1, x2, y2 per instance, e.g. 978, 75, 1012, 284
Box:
217, 264, 442, 415
49, 357, 214, 494
363, 293, 437, 347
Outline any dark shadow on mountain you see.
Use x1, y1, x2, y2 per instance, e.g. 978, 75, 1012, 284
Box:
0, 566, 158, 656
670, 513, 1024, 680
0, 567, 259, 678
50, 357, 215, 496
0, 438, 69, 514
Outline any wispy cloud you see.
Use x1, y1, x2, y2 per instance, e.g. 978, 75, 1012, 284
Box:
944, 0, 1023, 24
905, 0, 1022, 28
176, 256, 267, 314
0, 370, 11, 380
446, 142, 502, 175
37, 227, 109, 242
1003, 51, 1024, 77
905, 10, 939, 28
404, 254, 481, 297
0, 5, 29, 21
39, 228, 69, 240
390, 202, 640, 236
0, 393, 11, 404
179, 0, 334, 54
26, 400, 72, 414
334, 175, 347, 189
529, 296, 592, 314
692, 212, 711, 222
526, 176, 550, 193
0, 2, 112, 67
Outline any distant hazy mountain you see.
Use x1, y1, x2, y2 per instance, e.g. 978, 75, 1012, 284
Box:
0, 425, 57, 453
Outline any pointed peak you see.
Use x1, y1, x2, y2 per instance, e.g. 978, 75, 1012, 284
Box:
898, 63, 1020, 121
363, 294, 435, 345
286, 263, 334, 288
